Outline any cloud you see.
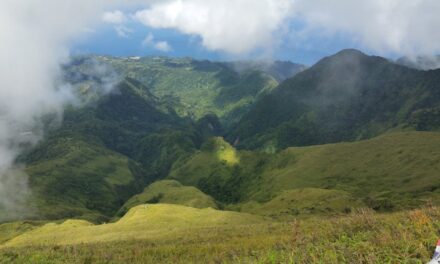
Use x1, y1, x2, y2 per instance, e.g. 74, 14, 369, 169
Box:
102, 10, 127, 24
134, 0, 294, 54
102, 10, 134, 38
142, 33, 173, 52
133, 0, 440, 57
155, 41, 172, 52
115, 25, 134, 38
293, 0, 440, 56
0, 0, 129, 221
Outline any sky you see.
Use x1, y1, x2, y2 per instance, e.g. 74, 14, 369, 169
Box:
69, 0, 440, 65
71, 18, 361, 65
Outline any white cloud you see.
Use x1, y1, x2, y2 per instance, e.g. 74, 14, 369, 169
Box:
134, 0, 294, 54
0, 0, 128, 221
154, 41, 172, 52
142, 33, 173, 52
294, 0, 440, 56
133, 0, 440, 57
102, 10, 127, 24
115, 25, 134, 38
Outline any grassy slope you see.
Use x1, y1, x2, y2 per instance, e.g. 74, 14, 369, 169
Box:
116, 180, 218, 216
25, 137, 145, 222
170, 132, 440, 217
1, 204, 264, 248
1, 206, 440, 263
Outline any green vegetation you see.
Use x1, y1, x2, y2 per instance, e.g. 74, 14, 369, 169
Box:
5, 50, 440, 262
231, 49, 440, 150
2, 205, 440, 263
25, 137, 145, 222
74, 56, 285, 126
170, 132, 440, 218
19, 78, 202, 222
116, 180, 218, 216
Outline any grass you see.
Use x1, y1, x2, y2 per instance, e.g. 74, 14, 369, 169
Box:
1, 204, 440, 263
1, 204, 265, 247
116, 180, 218, 216
169, 131, 440, 217
25, 137, 145, 221
234, 188, 364, 219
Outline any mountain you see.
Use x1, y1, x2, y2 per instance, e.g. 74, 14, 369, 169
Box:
21, 78, 204, 221
396, 55, 440, 70
65, 56, 304, 127
230, 49, 440, 150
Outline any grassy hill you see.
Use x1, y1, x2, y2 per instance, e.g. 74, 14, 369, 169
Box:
169, 132, 440, 218
116, 180, 218, 217
231, 49, 440, 150
1, 205, 440, 263
1, 204, 265, 248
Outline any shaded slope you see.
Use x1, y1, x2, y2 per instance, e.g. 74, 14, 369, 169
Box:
232, 49, 440, 150
25, 138, 146, 221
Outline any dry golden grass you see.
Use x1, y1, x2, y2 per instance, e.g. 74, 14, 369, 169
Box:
1, 204, 440, 263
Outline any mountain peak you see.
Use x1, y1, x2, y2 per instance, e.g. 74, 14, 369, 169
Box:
334, 48, 367, 57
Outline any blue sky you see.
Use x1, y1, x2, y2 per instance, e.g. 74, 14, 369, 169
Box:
71, 19, 372, 66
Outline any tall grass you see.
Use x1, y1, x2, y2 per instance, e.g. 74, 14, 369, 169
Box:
1, 205, 440, 263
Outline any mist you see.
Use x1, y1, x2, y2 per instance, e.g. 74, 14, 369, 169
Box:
0, 1, 125, 222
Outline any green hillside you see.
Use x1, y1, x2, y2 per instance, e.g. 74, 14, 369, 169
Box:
170, 132, 440, 218
19, 78, 203, 222
68, 56, 285, 126
231, 49, 440, 150
116, 180, 218, 216
25, 137, 145, 222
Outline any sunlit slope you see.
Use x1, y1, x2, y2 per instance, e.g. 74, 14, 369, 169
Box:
116, 180, 218, 216
170, 132, 440, 216
0, 221, 45, 245
2, 207, 440, 263
2, 204, 265, 248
